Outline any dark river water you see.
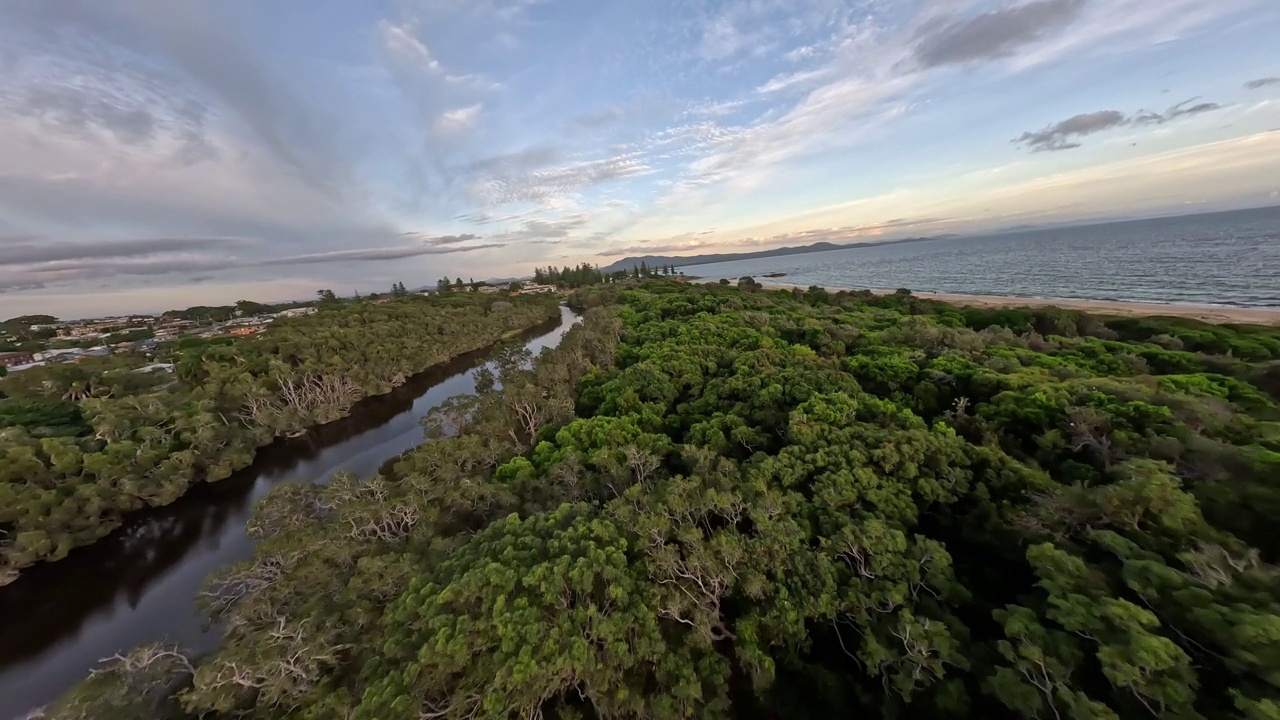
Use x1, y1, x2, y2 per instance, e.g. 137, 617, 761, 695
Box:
0, 306, 580, 719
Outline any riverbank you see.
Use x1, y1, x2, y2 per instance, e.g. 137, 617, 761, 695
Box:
754, 283, 1280, 326
0, 299, 563, 588
0, 306, 579, 719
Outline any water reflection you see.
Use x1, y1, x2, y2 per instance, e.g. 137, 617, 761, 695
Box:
0, 307, 578, 719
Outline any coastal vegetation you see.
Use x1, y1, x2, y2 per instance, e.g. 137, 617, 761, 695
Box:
40, 281, 1280, 719
533, 261, 680, 288
0, 294, 559, 584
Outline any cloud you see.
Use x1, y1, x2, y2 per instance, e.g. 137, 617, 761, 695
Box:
434, 104, 483, 134
260, 241, 504, 266
411, 0, 542, 24
380, 20, 443, 74
685, 99, 750, 119
0, 232, 495, 288
573, 107, 625, 129
756, 68, 830, 94
1244, 77, 1280, 90
596, 216, 952, 259
20, 83, 159, 146
0, 280, 47, 293
379, 18, 498, 88
0, 236, 254, 265
0, 0, 1269, 312
0, 0, 389, 286
692, 0, 857, 64
470, 144, 563, 176
675, 72, 918, 190
0, 13, 217, 164
25, 255, 236, 278
698, 14, 762, 62
765, 217, 953, 244
1015, 110, 1129, 152
595, 242, 703, 257
470, 151, 651, 206
655, 0, 1255, 207
397, 232, 481, 245
0, 250, 243, 295
914, 0, 1087, 68
1131, 98, 1221, 125
1014, 99, 1223, 152
492, 216, 589, 242
1003, 0, 1256, 73
785, 44, 820, 63
122, 1, 353, 194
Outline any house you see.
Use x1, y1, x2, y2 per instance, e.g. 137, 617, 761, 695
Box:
154, 319, 199, 340
229, 324, 267, 337
275, 307, 317, 318
229, 315, 272, 327
0, 351, 36, 368
34, 348, 84, 363
477, 285, 503, 294
58, 329, 104, 340
73, 350, 111, 362
519, 283, 558, 295
57, 321, 121, 338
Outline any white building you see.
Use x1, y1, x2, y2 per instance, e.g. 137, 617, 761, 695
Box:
33, 348, 84, 362
275, 307, 318, 318
519, 284, 558, 294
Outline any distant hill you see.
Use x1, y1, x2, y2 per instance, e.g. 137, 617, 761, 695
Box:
600, 236, 941, 274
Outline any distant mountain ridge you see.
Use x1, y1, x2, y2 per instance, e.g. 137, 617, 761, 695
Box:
600, 236, 942, 274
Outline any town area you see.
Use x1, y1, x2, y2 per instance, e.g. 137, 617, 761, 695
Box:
0, 304, 319, 374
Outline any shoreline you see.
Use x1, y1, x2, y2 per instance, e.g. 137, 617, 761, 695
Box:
751, 282, 1280, 326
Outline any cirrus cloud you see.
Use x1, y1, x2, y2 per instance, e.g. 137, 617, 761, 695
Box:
1245, 77, 1280, 90
469, 151, 652, 207
259, 241, 504, 266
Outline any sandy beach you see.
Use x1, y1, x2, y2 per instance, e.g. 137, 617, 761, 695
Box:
749, 282, 1280, 326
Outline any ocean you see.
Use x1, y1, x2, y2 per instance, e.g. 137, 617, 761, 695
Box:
681, 206, 1280, 308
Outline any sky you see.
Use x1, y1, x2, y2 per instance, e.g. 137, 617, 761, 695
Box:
1, 0, 1279, 318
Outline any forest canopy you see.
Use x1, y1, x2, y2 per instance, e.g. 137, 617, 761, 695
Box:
0, 294, 560, 584
44, 281, 1280, 720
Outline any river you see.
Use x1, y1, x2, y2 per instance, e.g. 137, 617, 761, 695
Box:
0, 306, 580, 719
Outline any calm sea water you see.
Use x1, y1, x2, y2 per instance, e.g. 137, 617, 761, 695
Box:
684, 206, 1280, 308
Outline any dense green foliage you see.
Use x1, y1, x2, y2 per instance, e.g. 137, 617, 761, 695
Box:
436, 277, 483, 293
1, 315, 61, 352
49, 283, 1280, 719
534, 261, 682, 287
160, 299, 308, 324
0, 295, 558, 584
